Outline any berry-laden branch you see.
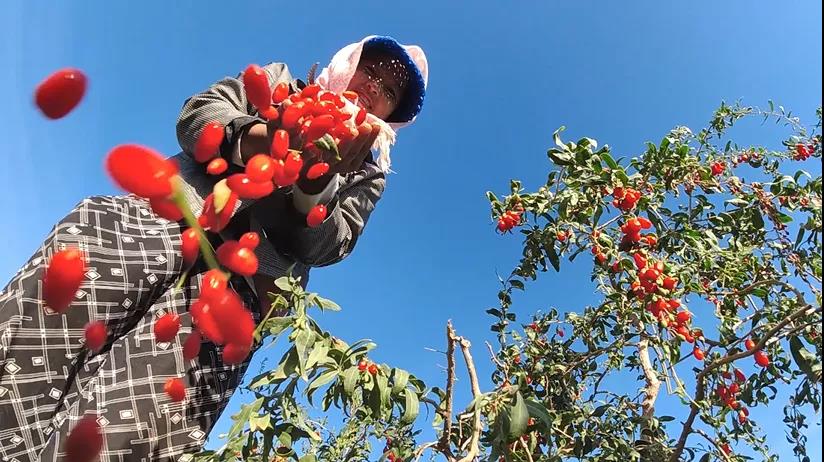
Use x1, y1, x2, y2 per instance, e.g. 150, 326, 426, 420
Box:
669, 302, 820, 461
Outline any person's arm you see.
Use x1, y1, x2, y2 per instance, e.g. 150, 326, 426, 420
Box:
176, 62, 289, 164
261, 163, 386, 268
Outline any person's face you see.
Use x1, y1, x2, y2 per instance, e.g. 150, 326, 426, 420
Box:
346, 51, 410, 120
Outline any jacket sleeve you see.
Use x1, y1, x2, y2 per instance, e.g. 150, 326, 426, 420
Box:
261, 163, 386, 268
175, 62, 290, 160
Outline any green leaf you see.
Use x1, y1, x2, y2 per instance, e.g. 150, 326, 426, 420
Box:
313, 295, 341, 312
305, 341, 329, 372
525, 398, 555, 427
249, 413, 271, 432
699, 453, 711, 462
507, 392, 529, 440
299, 456, 318, 462
391, 369, 410, 395
342, 367, 359, 397
228, 398, 263, 438
592, 404, 609, 417
790, 337, 822, 383
265, 316, 294, 337
547, 244, 560, 272
306, 369, 339, 403
274, 277, 292, 292
401, 388, 420, 424
600, 151, 619, 170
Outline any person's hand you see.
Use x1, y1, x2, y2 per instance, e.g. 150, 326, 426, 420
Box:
296, 122, 380, 194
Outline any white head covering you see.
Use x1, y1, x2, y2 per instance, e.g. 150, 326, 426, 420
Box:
316, 35, 429, 172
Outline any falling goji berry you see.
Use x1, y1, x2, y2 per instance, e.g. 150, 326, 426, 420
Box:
242, 64, 271, 111
64, 414, 102, 462
307, 204, 328, 227
149, 197, 183, 221
217, 240, 259, 277
245, 154, 275, 183
223, 342, 252, 365
206, 157, 228, 175
239, 232, 260, 250
43, 248, 86, 312
306, 162, 330, 180
272, 83, 290, 104
84, 321, 107, 353
181, 228, 200, 267
106, 144, 178, 199
35, 68, 87, 120
271, 129, 290, 160
226, 173, 274, 199
183, 331, 202, 361
194, 122, 225, 163
164, 377, 186, 402
154, 314, 181, 343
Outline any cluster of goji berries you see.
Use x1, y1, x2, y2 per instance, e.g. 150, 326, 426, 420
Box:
715, 367, 751, 425
496, 209, 523, 232
710, 161, 726, 176
793, 143, 815, 161
610, 186, 641, 212
357, 358, 380, 376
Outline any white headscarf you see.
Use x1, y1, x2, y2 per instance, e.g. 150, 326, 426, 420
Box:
316, 36, 429, 172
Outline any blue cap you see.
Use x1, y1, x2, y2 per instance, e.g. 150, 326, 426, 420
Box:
362, 36, 426, 123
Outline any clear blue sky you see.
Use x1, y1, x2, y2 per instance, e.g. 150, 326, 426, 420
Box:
1, 1, 821, 460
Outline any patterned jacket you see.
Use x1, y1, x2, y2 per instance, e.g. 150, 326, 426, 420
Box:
172, 63, 386, 287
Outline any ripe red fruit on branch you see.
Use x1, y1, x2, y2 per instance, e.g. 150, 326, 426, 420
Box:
64, 414, 103, 462
734, 368, 746, 383
662, 276, 678, 291
692, 347, 705, 361
754, 350, 770, 367
35, 68, 87, 119
43, 248, 86, 312
183, 331, 202, 361
358, 359, 368, 371
307, 204, 328, 228
633, 253, 647, 270
226, 173, 274, 199
155, 314, 181, 343
271, 129, 290, 160
242, 64, 272, 111
710, 161, 726, 176
194, 122, 225, 163
676, 311, 691, 323
306, 162, 330, 180
744, 338, 756, 350
206, 157, 228, 175
793, 143, 811, 161
368, 363, 379, 375
164, 377, 186, 402
149, 197, 183, 221
84, 321, 108, 353
106, 144, 178, 199
181, 228, 200, 267
245, 154, 275, 182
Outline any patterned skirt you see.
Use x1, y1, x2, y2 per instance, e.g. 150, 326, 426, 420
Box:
0, 195, 258, 462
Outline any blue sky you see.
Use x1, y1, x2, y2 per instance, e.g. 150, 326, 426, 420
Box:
1, 1, 821, 460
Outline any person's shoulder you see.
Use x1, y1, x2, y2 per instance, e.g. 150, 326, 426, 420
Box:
261, 62, 292, 81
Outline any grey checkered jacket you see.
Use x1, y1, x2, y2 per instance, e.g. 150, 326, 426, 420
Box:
172, 63, 386, 285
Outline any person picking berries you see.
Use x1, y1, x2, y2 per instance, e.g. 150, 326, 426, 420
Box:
0, 35, 427, 462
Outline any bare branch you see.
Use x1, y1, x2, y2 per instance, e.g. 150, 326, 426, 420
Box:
440, 321, 457, 453
450, 325, 484, 462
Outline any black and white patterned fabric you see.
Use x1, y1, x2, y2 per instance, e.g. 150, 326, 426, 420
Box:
0, 195, 257, 462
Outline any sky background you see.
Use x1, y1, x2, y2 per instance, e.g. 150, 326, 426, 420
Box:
1, 1, 821, 460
